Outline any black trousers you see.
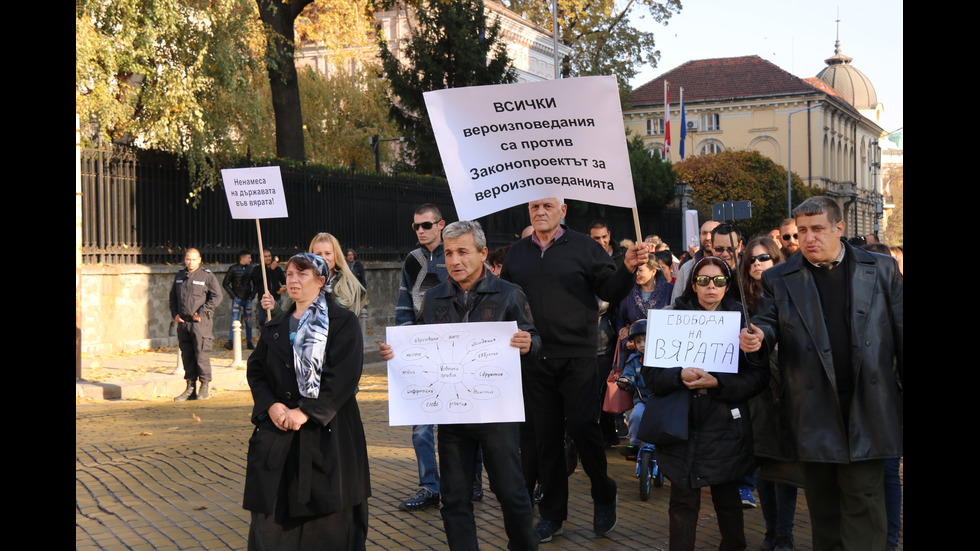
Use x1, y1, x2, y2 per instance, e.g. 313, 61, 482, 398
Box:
177, 319, 213, 382
524, 356, 616, 522
669, 480, 746, 551
439, 422, 537, 551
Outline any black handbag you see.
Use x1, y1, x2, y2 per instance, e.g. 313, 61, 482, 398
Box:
636, 389, 690, 445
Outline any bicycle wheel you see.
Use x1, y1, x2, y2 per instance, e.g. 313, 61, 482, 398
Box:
639, 451, 653, 501
653, 459, 664, 487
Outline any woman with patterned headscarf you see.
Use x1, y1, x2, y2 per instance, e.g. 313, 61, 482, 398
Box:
244, 253, 370, 550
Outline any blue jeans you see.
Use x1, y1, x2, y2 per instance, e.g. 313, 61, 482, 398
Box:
884, 457, 902, 548
413, 424, 440, 493
230, 297, 252, 343
758, 478, 798, 537
627, 401, 645, 446
439, 422, 537, 551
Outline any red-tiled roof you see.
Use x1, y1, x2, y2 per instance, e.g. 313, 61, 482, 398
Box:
802, 77, 860, 115
630, 55, 820, 107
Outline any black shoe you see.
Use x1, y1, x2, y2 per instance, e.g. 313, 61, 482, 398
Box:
224, 341, 233, 350
773, 535, 795, 551
615, 416, 628, 437
619, 445, 639, 460
398, 488, 439, 511
246, 341, 254, 350
472, 474, 484, 501
174, 381, 196, 402
759, 531, 776, 551
197, 381, 211, 400
534, 519, 563, 543
593, 494, 617, 537
532, 483, 544, 504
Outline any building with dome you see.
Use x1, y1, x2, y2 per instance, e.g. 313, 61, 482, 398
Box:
623, 48, 888, 238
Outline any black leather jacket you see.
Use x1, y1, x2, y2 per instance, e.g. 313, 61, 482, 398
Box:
223, 263, 255, 300
750, 240, 903, 462
418, 269, 541, 359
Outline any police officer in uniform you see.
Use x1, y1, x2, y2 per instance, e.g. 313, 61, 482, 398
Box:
170, 248, 223, 401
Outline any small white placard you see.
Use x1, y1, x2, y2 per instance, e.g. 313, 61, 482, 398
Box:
220, 166, 288, 219
644, 309, 742, 373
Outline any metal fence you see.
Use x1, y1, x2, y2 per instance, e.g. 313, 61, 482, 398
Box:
80, 144, 682, 265
80, 145, 460, 264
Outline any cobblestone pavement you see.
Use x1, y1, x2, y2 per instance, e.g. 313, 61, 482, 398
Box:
77, 360, 902, 550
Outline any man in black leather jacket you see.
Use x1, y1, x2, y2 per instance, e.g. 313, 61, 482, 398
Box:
382, 220, 541, 551
223, 249, 255, 348
740, 196, 903, 551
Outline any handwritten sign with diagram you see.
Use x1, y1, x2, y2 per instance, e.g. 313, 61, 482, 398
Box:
385, 322, 524, 426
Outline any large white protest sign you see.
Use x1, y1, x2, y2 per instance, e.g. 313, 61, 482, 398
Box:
385, 322, 524, 426
423, 76, 635, 220
220, 166, 288, 219
644, 309, 742, 373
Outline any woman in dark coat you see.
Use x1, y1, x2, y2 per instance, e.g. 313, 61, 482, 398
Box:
644, 257, 768, 551
244, 253, 370, 550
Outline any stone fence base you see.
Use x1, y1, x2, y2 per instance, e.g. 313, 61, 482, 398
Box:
79, 262, 402, 355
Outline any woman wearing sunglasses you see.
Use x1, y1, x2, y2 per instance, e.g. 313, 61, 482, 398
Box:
740, 237, 801, 551
645, 256, 767, 551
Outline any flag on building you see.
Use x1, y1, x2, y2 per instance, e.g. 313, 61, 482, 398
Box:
663, 81, 671, 160
679, 87, 686, 160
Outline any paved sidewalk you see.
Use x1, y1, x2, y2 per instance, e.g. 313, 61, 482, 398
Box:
76, 350, 902, 550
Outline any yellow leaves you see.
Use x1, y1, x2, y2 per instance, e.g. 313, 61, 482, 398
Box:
193, 413, 202, 422
295, 0, 376, 52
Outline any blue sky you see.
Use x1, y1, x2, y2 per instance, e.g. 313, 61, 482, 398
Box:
628, 0, 904, 136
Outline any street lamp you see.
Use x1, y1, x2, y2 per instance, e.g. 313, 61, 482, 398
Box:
368, 135, 406, 173
676, 179, 689, 211
868, 138, 882, 238
787, 102, 822, 216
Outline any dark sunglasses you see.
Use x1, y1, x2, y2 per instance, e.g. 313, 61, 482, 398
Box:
412, 220, 442, 231
712, 246, 736, 255
749, 253, 773, 264
782, 233, 798, 241
695, 275, 729, 287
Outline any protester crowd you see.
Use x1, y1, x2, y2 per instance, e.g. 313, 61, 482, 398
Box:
170, 195, 901, 551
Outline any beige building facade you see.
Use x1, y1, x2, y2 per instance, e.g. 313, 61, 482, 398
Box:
297, 2, 569, 84
624, 54, 888, 238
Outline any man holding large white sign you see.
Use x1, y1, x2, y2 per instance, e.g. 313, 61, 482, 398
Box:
423, 75, 635, 220
380, 221, 540, 551
500, 197, 648, 541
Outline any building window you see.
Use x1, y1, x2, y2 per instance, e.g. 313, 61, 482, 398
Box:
700, 113, 720, 131
700, 142, 723, 155
647, 118, 665, 135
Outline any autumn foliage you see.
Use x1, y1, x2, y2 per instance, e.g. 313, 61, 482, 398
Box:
675, 150, 817, 238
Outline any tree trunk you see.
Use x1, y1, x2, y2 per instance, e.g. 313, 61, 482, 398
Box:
256, 0, 314, 162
